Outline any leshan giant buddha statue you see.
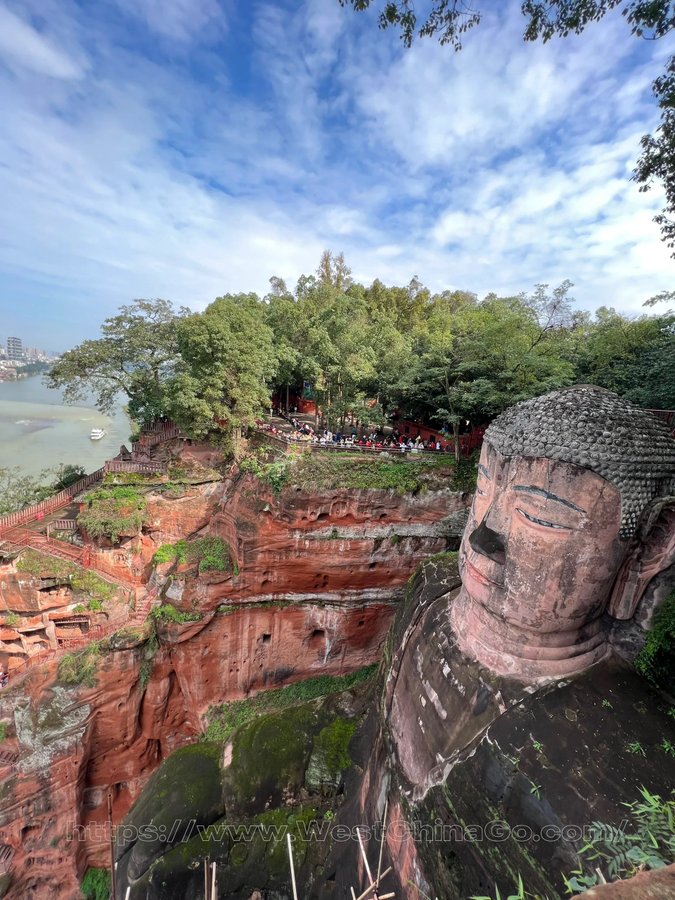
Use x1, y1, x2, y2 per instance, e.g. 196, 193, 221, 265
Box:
452, 384, 675, 678
387, 385, 675, 794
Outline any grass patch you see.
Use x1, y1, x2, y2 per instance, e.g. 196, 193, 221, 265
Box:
78, 486, 147, 543
4, 613, 19, 627
71, 569, 117, 605
153, 543, 179, 564
0, 723, 7, 742
16, 549, 76, 579
57, 643, 101, 688
281, 452, 455, 494
204, 664, 377, 743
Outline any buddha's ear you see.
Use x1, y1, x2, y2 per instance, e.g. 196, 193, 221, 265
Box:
608, 498, 675, 620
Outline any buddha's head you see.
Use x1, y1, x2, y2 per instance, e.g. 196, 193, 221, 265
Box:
452, 386, 675, 678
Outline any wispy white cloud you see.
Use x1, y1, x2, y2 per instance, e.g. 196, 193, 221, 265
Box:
0, 3, 84, 78
0, 0, 673, 348
113, 0, 226, 42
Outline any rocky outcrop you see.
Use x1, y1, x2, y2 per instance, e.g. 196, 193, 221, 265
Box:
114, 685, 372, 899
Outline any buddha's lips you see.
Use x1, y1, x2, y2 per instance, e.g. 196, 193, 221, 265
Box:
462, 552, 504, 589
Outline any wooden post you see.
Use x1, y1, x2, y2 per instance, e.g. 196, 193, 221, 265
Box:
287, 833, 299, 900
210, 861, 216, 898
107, 792, 117, 900
204, 858, 209, 899
356, 828, 373, 886
376, 797, 389, 885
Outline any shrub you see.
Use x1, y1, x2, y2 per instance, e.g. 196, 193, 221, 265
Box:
4, 613, 20, 627
77, 486, 147, 543
71, 570, 116, 604
153, 543, 178, 565
81, 868, 111, 900
153, 537, 234, 574
635, 589, 675, 692
239, 455, 263, 477
58, 644, 101, 688
150, 604, 202, 625
0, 723, 7, 742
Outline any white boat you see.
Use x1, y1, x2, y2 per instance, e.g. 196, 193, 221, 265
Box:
90, 428, 106, 441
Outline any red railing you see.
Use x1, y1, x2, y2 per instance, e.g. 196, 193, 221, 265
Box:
104, 459, 163, 474
254, 428, 459, 457
0, 468, 105, 533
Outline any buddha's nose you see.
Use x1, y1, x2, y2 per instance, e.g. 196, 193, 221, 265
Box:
469, 519, 506, 565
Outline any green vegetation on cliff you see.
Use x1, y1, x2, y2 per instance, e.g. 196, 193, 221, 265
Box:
16, 550, 118, 606
58, 643, 101, 687
289, 452, 454, 493
150, 603, 202, 625
204, 664, 377, 742
241, 447, 470, 495
77, 485, 147, 543
81, 868, 111, 900
153, 536, 236, 574
635, 589, 675, 693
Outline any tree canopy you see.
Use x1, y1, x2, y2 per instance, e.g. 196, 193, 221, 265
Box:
46, 299, 188, 423
338, 0, 675, 254
46, 252, 674, 454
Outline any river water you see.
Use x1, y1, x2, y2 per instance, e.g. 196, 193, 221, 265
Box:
0, 376, 131, 478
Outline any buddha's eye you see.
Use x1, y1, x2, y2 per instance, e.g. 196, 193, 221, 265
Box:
516, 507, 571, 530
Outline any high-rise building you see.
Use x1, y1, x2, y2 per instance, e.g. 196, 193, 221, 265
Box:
7, 337, 23, 360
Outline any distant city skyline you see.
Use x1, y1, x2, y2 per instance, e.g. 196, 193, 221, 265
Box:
0, 333, 58, 358
0, 0, 673, 348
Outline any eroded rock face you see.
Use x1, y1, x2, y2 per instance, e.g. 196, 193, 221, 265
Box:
114, 686, 369, 900
0, 473, 468, 899
186, 476, 468, 611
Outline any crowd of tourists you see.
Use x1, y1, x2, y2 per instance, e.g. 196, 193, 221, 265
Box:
261, 415, 452, 453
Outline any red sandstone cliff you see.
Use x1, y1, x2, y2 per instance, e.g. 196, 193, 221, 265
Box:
0, 470, 469, 899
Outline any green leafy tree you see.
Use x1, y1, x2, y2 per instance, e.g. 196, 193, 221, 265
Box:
46, 299, 187, 423
0, 463, 88, 515
396, 288, 575, 457
575, 307, 675, 408
0, 467, 52, 515
339, 0, 675, 254
166, 294, 277, 444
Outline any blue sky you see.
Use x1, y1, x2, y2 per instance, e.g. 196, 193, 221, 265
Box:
0, 0, 673, 349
